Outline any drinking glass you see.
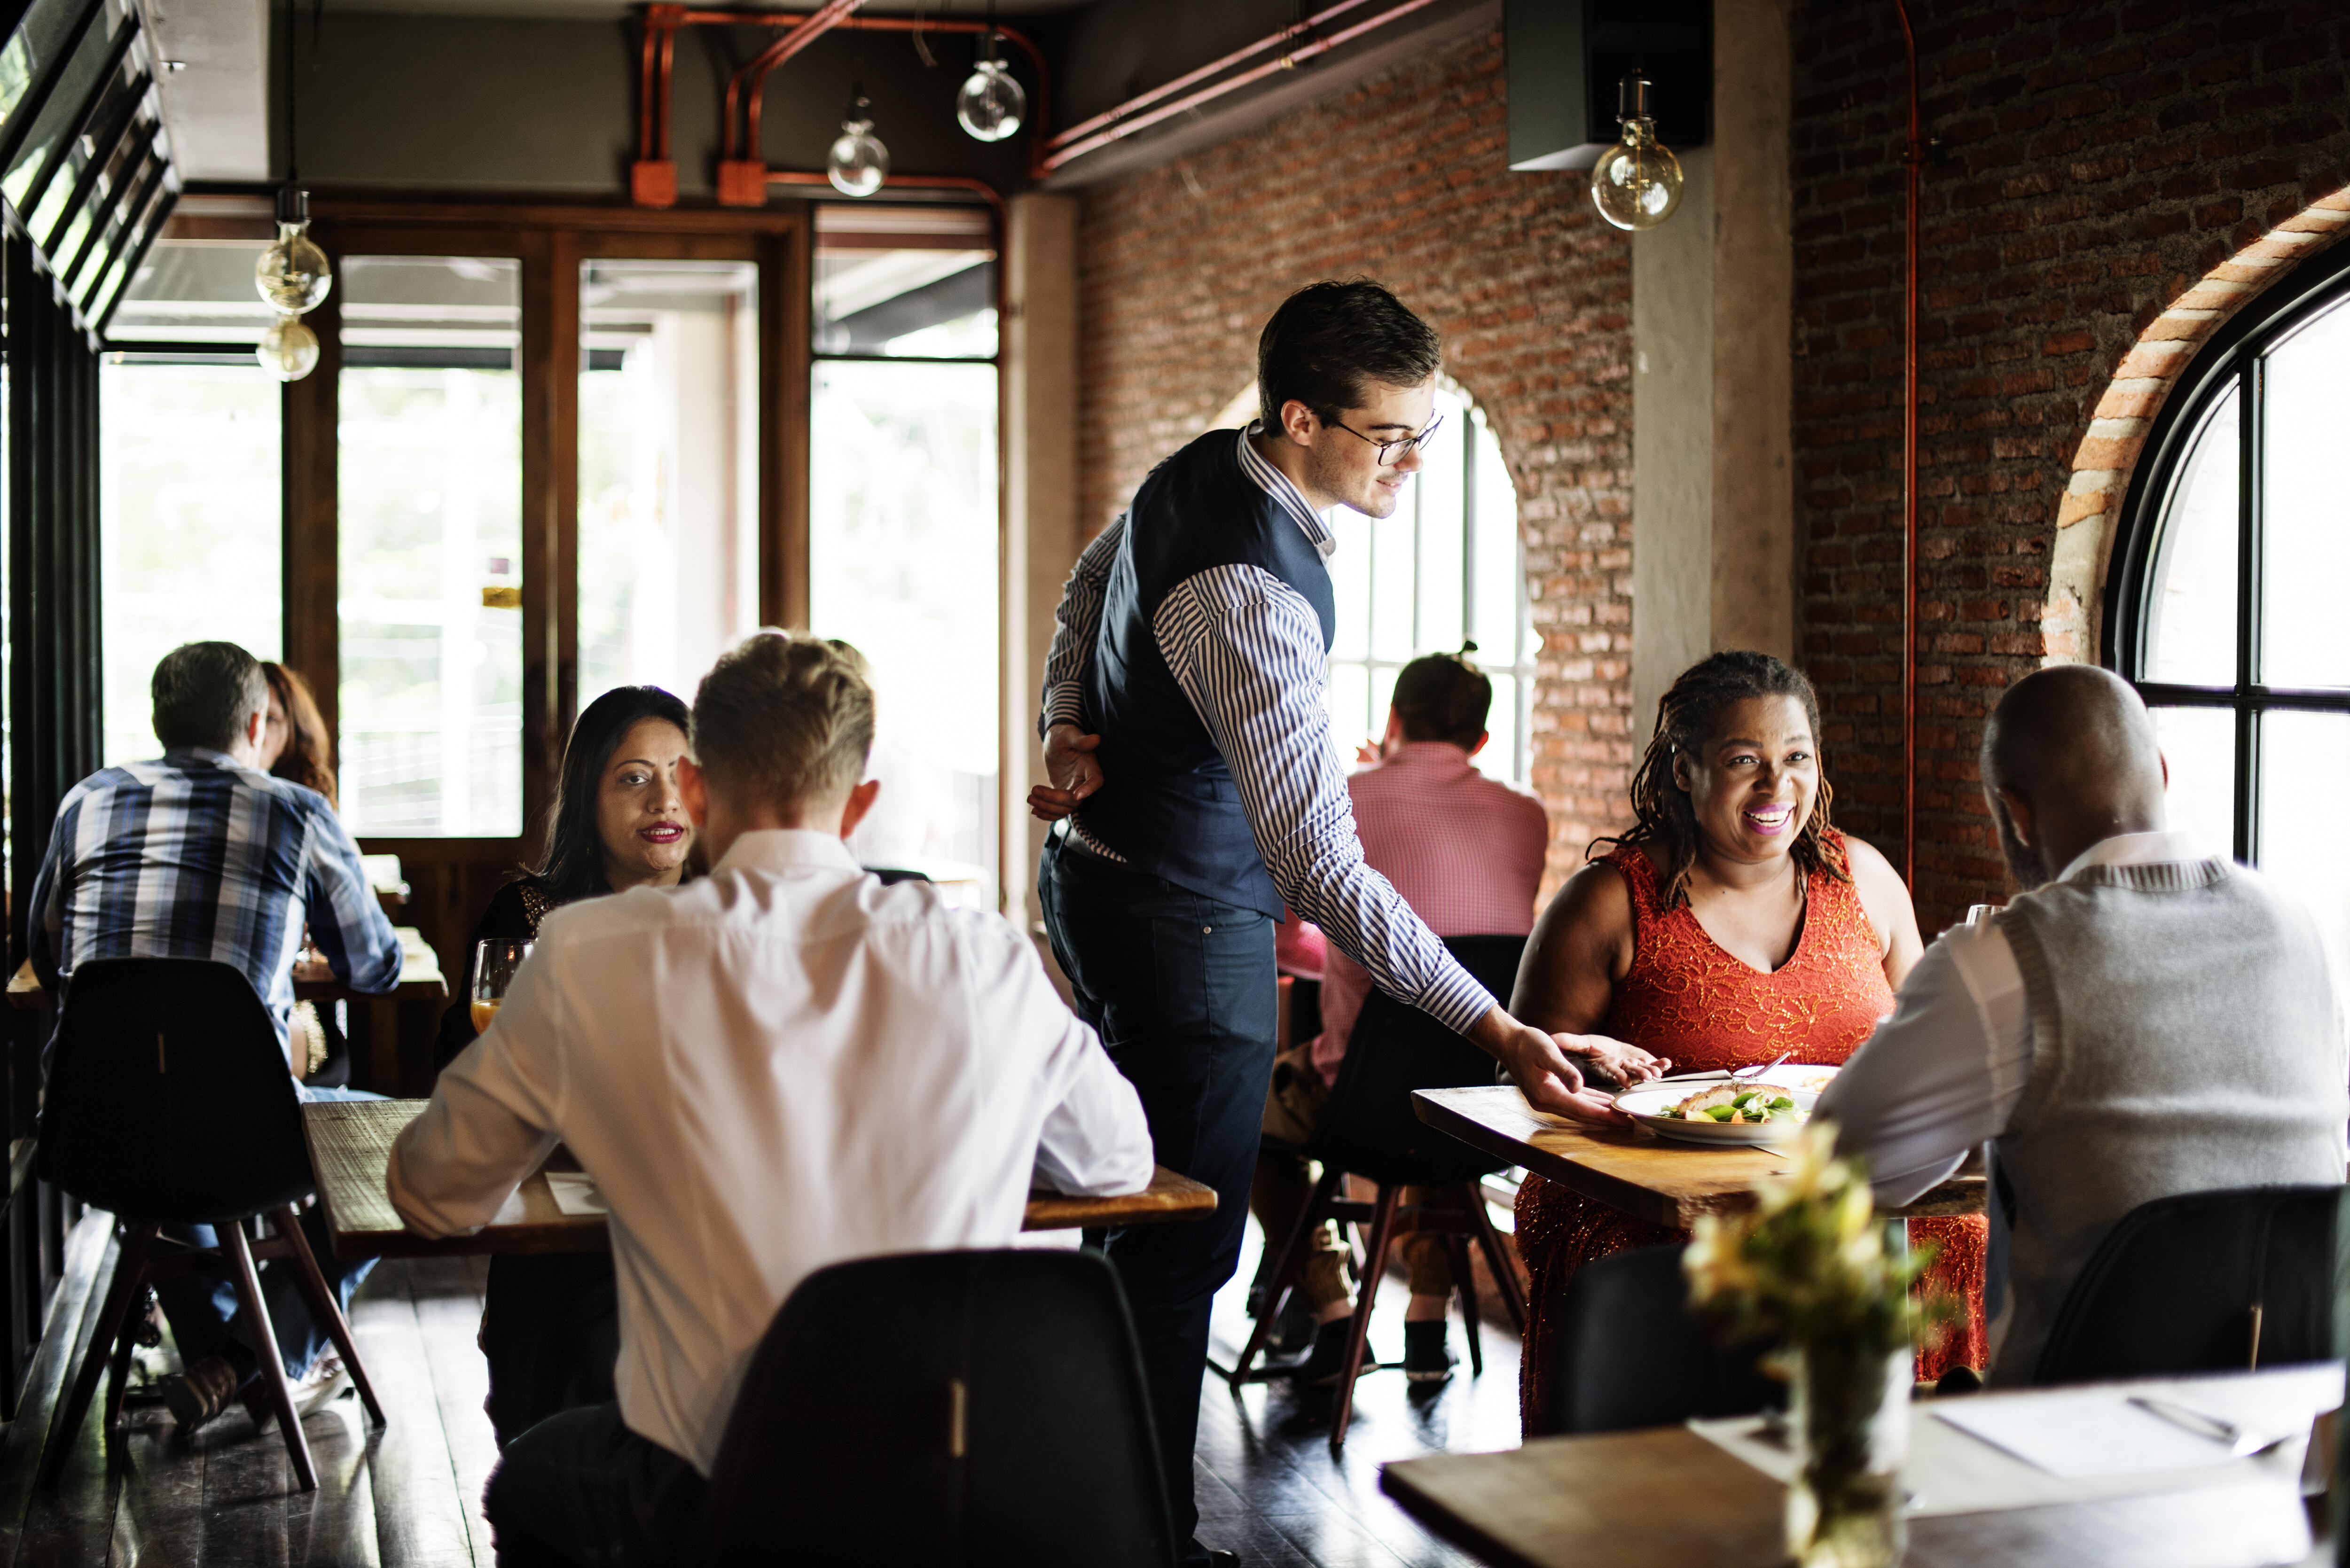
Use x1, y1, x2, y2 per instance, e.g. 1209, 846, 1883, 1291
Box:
472, 937, 533, 1035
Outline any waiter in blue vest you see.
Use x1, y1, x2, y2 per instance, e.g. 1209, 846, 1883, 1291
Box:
1030, 281, 1661, 1564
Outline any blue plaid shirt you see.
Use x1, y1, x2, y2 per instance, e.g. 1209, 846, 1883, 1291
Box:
28, 748, 403, 1066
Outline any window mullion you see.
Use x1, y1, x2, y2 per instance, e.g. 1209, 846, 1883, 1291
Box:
2236, 356, 2262, 865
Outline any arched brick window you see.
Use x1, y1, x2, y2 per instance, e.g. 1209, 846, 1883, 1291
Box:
2107, 238, 2350, 956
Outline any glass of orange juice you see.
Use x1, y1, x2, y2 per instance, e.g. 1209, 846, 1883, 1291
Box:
472, 937, 533, 1035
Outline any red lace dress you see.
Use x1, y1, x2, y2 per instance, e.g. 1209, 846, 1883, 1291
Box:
1513, 835, 1987, 1433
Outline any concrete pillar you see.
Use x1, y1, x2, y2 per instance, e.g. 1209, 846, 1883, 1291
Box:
1003, 193, 1082, 925
1629, 0, 1794, 741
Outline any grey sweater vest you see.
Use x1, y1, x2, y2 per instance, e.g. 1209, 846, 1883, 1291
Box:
1990, 857, 2347, 1383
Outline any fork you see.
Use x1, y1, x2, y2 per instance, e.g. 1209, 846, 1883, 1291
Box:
1731, 1050, 1794, 1082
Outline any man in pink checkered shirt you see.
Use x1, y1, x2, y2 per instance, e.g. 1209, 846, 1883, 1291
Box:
1253, 650, 1549, 1384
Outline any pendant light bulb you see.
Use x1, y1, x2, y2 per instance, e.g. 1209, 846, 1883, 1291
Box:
254, 185, 332, 314
257, 313, 320, 382
826, 92, 889, 198
1589, 76, 1684, 232
956, 40, 1025, 142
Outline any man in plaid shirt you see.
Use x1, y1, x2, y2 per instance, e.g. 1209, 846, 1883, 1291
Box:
28, 640, 402, 1434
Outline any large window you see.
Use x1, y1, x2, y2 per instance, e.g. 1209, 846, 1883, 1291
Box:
578, 258, 760, 706
808, 205, 999, 907
336, 255, 525, 837
1323, 382, 1534, 784
2112, 246, 2350, 964
101, 239, 285, 765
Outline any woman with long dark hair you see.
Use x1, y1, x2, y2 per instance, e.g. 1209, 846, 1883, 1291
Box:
1507, 651, 1985, 1431
259, 662, 338, 805
432, 683, 692, 1449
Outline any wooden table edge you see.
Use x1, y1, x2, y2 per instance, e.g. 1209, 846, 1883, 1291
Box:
1377, 1464, 1547, 1568
1410, 1087, 1984, 1225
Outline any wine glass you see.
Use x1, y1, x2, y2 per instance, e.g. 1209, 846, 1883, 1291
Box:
472, 938, 533, 1036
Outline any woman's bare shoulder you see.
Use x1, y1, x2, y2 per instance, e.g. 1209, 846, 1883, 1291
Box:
1836, 832, 1914, 918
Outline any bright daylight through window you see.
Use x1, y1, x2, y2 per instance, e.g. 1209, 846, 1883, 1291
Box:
2131, 278, 2350, 967
808, 206, 999, 908
337, 255, 524, 838
102, 240, 285, 767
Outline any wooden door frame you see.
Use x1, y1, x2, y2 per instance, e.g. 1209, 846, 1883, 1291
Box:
286, 201, 809, 877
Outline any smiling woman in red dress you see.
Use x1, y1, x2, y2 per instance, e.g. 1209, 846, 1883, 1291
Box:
1510, 651, 1987, 1434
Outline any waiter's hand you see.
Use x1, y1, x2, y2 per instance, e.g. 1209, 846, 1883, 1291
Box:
1468, 1006, 1637, 1127
1028, 724, 1106, 823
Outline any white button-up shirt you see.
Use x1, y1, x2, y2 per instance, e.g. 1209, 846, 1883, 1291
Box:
387, 829, 1154, 1474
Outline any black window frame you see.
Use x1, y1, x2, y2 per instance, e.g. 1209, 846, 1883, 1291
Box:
2104, 239, 2350, 866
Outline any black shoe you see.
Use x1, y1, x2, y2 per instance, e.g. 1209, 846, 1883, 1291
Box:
1269, 1288, 1319, 1355
1403, 1320, 1456, 1384
1293, 1315, 1370, 1386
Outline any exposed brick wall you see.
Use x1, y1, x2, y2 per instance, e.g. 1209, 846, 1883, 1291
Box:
1076, 26, 1635, 885
1793, 0, 2350, 931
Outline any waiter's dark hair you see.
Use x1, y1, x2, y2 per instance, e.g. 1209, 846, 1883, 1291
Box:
1257, 279, 1441, 429
152, 641, 268, 752
1391, 648, 1493, 750
1588, 650, 1848, 910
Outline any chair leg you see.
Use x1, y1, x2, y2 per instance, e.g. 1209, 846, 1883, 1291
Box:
1329, 1184, 1400, 1457
268, 1206, 385, 1427
38, 1222, 158, 1490
1449, 1227, 1484, 1380
221, 1220, 317, 1491
1222, 1165, 1345, 1389
1465, 1184, 1528, 1335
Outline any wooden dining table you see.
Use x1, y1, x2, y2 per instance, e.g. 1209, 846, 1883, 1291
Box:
1380, 1366, 2333, 1568
4, 927, 451, 1012
301, 1098, 1219, 1261
1412, 1084, 1985, 1226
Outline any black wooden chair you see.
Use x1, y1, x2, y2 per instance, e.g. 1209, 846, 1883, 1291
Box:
1223, 934, 1531, 1453
34, 958, 385, 1491
2032, 1183, 2340, 1386
690, 1248, 1175, 1566
1536, 1242, 1779, 1435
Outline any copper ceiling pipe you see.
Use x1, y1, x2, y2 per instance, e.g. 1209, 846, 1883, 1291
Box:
1896, 0, 1925, 890
1038, 0, 1439, 174
724, 0, 869, 166
1044, 0, 1379, 153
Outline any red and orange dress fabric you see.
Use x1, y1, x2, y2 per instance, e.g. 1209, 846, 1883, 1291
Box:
1513, 834, 1988, 1433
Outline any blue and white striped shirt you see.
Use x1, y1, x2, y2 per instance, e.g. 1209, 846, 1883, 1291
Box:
28, 748, 404, 1064
1041, 426, 1495, 1037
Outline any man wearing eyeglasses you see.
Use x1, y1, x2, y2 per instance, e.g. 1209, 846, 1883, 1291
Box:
1028, 280, 1658, 1566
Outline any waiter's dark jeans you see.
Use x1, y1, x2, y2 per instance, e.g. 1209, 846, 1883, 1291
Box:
1039, 829, 1277, 1562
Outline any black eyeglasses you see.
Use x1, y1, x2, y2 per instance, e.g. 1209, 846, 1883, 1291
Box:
1326, 413, 1443, 467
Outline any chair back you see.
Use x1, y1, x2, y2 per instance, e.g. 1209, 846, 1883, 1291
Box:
1541, 1243, 1779, 1435
37, 957, 314, 1225
2032, 1184, 2340, 1386
692, 1249, 1175, 1567
1311, 934, 1528, 1187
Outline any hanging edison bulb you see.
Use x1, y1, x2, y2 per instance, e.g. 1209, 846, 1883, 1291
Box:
254, 185, 332, 314
956, 39, 1025, 142
257, 314, 320, 381
1590, 76, 1685, 232
826, 91, 889, 198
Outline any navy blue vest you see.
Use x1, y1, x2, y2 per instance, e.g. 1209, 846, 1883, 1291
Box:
1079, 430, 1336, 917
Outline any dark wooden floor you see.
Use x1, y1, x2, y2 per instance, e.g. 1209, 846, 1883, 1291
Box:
0, 1213, 1519, 1566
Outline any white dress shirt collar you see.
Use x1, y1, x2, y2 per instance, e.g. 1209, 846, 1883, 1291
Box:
709, 827, 861, 878
2055, 828, 2210, 885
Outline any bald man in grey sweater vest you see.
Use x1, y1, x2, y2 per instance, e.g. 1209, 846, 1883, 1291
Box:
1820, 665, 2347, 1384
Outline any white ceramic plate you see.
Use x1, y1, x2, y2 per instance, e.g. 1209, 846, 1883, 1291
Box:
1615, 1082, 1821, 1146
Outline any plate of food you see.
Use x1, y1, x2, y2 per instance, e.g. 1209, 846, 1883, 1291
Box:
1614, 1078, 1820, 1146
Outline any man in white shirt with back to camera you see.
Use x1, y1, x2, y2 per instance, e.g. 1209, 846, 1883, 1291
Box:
389, 632, 1155, 1568
1820, 664, 2347, 1385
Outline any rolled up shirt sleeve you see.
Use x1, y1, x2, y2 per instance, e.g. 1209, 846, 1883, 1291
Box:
388, 940, 563, 1236
1154, 566, 1494, 1036
1039, 518, 1124, 738
1819, 919, 2032, 1209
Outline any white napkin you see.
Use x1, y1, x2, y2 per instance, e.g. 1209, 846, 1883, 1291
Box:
544, 1171, 609, 1216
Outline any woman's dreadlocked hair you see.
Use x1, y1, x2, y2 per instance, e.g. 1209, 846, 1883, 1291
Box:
1588, 650, 1849, 910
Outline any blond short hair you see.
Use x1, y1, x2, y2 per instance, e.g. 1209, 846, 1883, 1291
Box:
689, 632, 875, 813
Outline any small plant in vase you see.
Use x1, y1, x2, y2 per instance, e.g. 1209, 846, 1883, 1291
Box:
1684, 1121, 1955, 1568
